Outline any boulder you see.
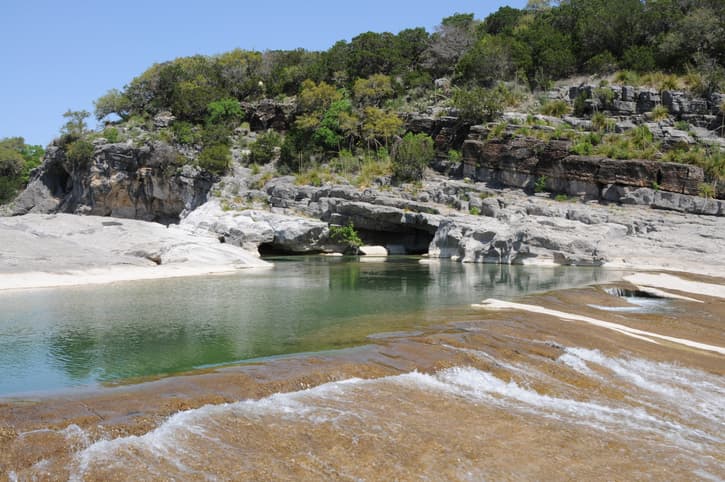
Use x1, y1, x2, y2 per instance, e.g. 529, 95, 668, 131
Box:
359, 245, 388, 256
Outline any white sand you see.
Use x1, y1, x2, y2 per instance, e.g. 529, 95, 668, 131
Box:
473, 299, 725, 355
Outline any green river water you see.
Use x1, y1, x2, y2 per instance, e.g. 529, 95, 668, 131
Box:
0, 257, 620, 396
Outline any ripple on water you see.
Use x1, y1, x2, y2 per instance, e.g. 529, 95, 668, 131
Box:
66, 347, 724, 481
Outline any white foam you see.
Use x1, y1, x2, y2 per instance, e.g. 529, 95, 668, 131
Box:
69, 357, 724, 478
560, 347, 725, 425
474, 299, 725, 355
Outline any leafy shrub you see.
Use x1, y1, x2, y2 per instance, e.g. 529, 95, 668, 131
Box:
593, 86, 615, 109
172, 121, 198, 145
573, 92, 589, 116
392, 132, 434, 182
66, 140, 95, 167
448, 149, 462, 163
584, 51, 619, 75
201, 124, 232, 146
102, 127, 120, 143
452, 86, 506, 124
698, 182, 715, 199
592, 112, 616, 132
534, 175, 548, 193
249, 130, 282, 164
651, 105, 670, 121
329, 222, 363, 250
487, 121, 508, 140
469, 206, 481, 215
0, 176, 21, 203
198, 144, 230, 175
622, 46, 656, 73
206, 98, 244, 127
539, 100, 570, 117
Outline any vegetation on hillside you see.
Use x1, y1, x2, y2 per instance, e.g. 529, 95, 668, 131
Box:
1, 0, 724, 203
0, 138, 44, 202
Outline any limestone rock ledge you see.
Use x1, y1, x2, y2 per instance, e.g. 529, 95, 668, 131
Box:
0, 214, 268, 290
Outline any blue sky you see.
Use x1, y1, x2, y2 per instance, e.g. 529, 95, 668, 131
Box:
1, 1, 526, 146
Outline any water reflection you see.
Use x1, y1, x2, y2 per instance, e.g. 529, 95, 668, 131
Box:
0, 257, 622, 395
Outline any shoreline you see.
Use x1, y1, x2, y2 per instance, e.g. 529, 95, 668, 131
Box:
1, 257, 722, 293
0, 263, 271, 292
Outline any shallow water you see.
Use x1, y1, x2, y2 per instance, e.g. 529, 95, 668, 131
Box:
1, 258, 723, 480
0, 257, 618, 396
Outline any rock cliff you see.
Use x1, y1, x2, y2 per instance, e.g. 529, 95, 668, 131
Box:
10, 140, 212, 223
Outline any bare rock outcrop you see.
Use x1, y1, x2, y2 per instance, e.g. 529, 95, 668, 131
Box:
10, 141, 213, 223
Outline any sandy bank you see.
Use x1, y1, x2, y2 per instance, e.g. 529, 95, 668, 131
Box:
0, 214, 270, 291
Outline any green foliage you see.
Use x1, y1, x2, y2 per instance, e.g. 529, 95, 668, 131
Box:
249, 131, 282, 164
448, 149, 462, 163
698, 182, 715, 199
573, 92, 589, 117
591, 112, 616, 132
352, 74, 394, 106
206, 98, 244, 127
198, 144, 230, 175
584, 51, 619, 75
172, 121, 198, 145
651, 105, 670, 121
469, 206, 481, 215
539, 99, 570, 117
94, 89, 131, 121
455, 34, 517, 86
534, 175, 548, 193
200, 124, 232, 146
554, 194, 570, 202
570, 132, 602, 156
392, 132, 434, 182
66, 140, 95, 167
102, 127, 120, 143
298, 80, 342, 113
329, 222, 363, 249
61, 109, 90, 139
0, 138, 45, 201
593, 86, 615, 109
622, 45, 656, 73
452, 86, 506, 124
361, 107, 402, 147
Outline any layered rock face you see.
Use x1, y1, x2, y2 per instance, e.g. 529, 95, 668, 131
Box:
461, 134, 714, 206
11, 141, 213, 223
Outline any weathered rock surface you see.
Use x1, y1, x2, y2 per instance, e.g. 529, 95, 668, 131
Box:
462, 135, 707, 200
9, 141, 213, 223
0, 214, 269, 290
174, 172, 725, 275
180, 199, 331, 254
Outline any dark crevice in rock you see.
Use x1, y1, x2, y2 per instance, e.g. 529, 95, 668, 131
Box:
604, 287, 664, 299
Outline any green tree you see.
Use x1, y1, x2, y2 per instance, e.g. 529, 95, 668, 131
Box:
206, 98, 244, 127
297, 80, 342, 114
353, 74, 394, 106
392, 132, 434, 182
198, 144, 230, 175
94, 89, 132, 121
452, 86, 506, 124
361, 107, 403, 148
248, 130, 282, 164
61, 109, 90, 139
455, 35, 517, 86
347, 31, 403, 79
